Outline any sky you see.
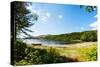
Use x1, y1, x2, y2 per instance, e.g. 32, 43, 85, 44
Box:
25, 3, 97, 37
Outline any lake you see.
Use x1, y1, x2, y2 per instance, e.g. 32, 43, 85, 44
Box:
22, 39, 68, 45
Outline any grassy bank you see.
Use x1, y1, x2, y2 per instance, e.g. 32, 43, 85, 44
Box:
29, 42, 97, 62
56, 42, 97, 61
14, 41, 97, 65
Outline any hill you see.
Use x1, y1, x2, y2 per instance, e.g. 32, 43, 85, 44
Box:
40, 30, 97, 43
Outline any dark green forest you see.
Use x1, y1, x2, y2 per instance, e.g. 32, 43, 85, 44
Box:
41, 30, 97, 43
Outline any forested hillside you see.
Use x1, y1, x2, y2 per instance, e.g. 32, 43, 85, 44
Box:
41, 30, 97, 43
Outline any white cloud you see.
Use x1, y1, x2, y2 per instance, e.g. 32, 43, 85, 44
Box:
89, 14, 98, 30
40, 12, 51, 22
27, 5, 51, 22
41, 16, 47, 22
90, 21, 97, 30
41, 12, 51, 22
58, 15, 63, 19
27, 5, 42, 15
46, 12, 51, 18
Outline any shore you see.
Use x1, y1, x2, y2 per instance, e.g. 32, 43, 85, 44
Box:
28, 42, 97, 62
29, 42, 97, 48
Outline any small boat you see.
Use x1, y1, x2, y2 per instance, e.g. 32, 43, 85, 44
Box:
32, 43, 42, 46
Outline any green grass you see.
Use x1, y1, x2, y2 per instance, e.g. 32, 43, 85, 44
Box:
56, 43, 97, 61
14, 42, 97, 65
30, 42, 97, 62
77, 44, 97, 61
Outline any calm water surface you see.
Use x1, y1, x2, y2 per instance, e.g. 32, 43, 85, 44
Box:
23, 39, 68, 45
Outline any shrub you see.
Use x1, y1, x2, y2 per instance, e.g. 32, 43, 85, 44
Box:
24, 47, 43, 64
15, 47, 60, 65
14, 40, 27, 62
40, 48, 59, 63
86, 45, 97, 61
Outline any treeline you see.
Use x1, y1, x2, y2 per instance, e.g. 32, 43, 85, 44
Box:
41, 30, 97, 42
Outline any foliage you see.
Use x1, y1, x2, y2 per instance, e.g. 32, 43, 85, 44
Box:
41, 48, 59, 63
14, 39, 27, 62
42, 30, 97, 43
55, 43, 97, 62
80, 30, 97, 42
14, 46, 61, 65
11, 1, 38, 65
14, 42, 97, 65
85, 45, 97, 61
80, 5, 97, 13
13, 1, 38, 36
24, 47, 43, 64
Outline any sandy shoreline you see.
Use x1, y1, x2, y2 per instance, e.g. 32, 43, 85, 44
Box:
42, 42, 96, 47
29, 42, 97, 49
28, 42, 97, 62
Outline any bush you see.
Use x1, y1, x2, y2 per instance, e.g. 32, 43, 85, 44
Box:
15, 47, 60, 65
24, 47, 43, 64
41, 48, 59, 63
14, 40, 27, 62
85, 45, 97, 61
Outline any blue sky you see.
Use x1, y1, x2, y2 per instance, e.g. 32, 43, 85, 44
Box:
26, 3, 97, 36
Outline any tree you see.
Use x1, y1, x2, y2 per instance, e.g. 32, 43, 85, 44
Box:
13, 1, 38, 37
11, 1, 39, 65
80, 31, 97, 42
80, 5, 97, 13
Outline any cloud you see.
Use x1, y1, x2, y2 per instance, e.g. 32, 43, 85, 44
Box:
58, 15, 63, 19
41, 16, 47, 22
89, 15, 98, 30
46, 12, 51, 18
41, 12, 51, 22
90, 21, 97, 30
27, 5, 51, 22
27, 5, 42, 15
